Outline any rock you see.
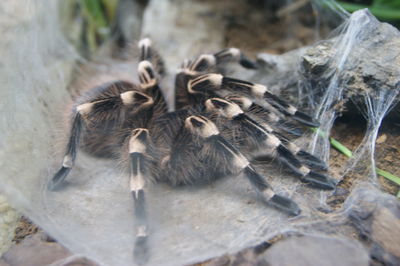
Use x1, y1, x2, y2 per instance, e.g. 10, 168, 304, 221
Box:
1, 232, 98, 266
262, 235, 369, 266
371, 208, 400, 258
370, 244, 400, 266
0, 196, 19, 255
300, 10, 400, 115
256, 48, 308, 103
347, 187, 400, 265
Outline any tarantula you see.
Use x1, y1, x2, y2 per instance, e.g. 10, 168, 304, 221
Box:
48, 38, 336, 264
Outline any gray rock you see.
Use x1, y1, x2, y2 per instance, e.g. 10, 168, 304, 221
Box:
0, 195, 19, 255
1, 232, 98, 266
300, 10, 400, 114
256, 48, 308, 103
262, 235, 369, 266
347, 187, 400, 265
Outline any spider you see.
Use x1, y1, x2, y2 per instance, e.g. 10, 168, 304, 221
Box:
48, 38, 336, 264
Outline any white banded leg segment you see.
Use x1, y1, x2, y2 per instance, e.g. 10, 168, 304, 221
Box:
132, 188, 149, 265
49, 89, 151, 191
187, 74, 223, 94
275, 145, 336, 190
76, 102, 94, 115
48, 112, 83, 191
120, 91, 154, 107
204, 97, 282, 152
225, 95, 253, 111
220, 76, 255, 95
192, 117, 301, 215
128, 128, 150, 264
205, 127, 301, 215
76, 92, 154, 123
128, 129, 149, 196
213, 48, 258, 69
138, 60, 157, 89
76, 96, 124, 118
260, 90, 319, 127
138, 38, 152, 61
184, 116, 219, 138
189, 54, 216, 72
184, 116, 300, 215
243, 166, 301, 216
275, 133, 328, 171
205, 98, 244, 119
138, 37, 165, 77
221, 78, 300, 119
210, 104, 332, 189
209, 134, 250, 170
185, 115, 250, 170
214, 48, 240, 61
177, 59, 198, 76
226, 95, 304, 137
217, 76, 319, 127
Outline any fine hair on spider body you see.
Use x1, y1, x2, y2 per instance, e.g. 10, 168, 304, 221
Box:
49, 38, 336, 265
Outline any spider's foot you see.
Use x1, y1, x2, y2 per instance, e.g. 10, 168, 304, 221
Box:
243, 166, 301, 216
239, 55, 258, 69
268, 194, 301, 216
297, 150, 328, 171
48, 167, 71, 191
302, 171, 337, 190
134, 236, 149, 265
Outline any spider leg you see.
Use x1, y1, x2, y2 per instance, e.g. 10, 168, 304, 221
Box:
273, 131, 328, 171
48, 89, 154, 190
126, 128, 153, 265
175, 47, 257, 109
174, 55, 219, 109
243, 166, 300, 216
179, 115, 301, 215
205, 98, 335, 190
48, 112, 83, 190
189, 74, 319, 127
178, 47, 257, 76
226, 95, 304, 138
137, 44, 168, 116
213, 47, 258, 69
138, 38, 166, 77
225, 95, 327, 170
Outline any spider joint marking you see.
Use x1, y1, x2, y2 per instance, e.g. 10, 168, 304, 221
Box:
185, 116, 219, 138
76, 102, 94, 115
299, 165, 311, 176
251, 84, 268, 98
264, 134, 281, 149
62, 154, 73, 168
136, 225, 148, 237
129, 129, 148, 154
